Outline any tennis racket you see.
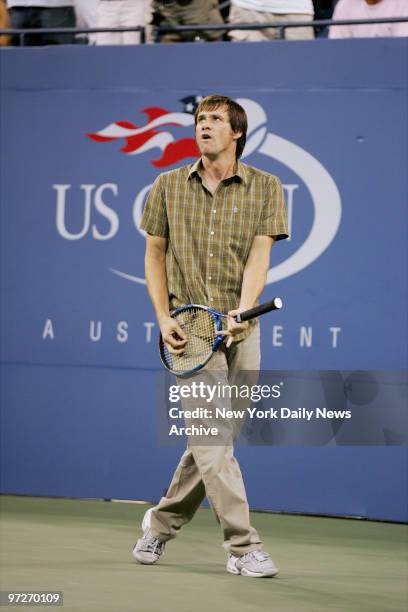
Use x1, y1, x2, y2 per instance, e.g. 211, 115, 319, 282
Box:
159, 297, 283, 376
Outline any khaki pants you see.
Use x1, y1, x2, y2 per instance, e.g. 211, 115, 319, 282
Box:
95, 0, 147, 45
229, 5, 314, 41
150, 325, 263, 556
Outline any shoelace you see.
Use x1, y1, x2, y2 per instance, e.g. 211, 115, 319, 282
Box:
142, 534, 164, 554
242, 550, 270, 563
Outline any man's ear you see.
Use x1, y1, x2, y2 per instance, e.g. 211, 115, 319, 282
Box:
233, 130, 243, 141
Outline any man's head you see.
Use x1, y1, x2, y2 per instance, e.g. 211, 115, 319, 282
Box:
194, 95, 247, 160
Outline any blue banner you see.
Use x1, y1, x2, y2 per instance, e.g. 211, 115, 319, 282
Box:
1, 39, 407, 521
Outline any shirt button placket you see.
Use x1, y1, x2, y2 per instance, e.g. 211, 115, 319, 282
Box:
209, 207, 216, 259
208, 206, 217, 305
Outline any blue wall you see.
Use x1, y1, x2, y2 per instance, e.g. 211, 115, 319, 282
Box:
0, 38, 407, 521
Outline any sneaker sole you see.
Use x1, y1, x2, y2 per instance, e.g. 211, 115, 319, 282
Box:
241, 567, 279, 578
227, 565, 279, 578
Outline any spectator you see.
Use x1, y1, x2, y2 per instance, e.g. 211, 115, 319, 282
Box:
95, 0, 147, 45
228, 0, 315, 41
6, 0, 76, 45
0, 0, 11, 46
329, 0, 408, 38
152, 0, 224, 42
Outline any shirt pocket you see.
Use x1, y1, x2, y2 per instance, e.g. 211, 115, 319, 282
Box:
220, 204, 259, 254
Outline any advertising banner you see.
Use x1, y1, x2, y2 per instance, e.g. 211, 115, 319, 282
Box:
1, 39, 407, 519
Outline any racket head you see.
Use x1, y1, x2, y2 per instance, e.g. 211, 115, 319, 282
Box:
159, 305, 224, 376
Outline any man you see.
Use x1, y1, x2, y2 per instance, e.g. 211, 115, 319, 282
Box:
329, 0, 408, 38
133, 95, 288, 577
228, 0, 315, 41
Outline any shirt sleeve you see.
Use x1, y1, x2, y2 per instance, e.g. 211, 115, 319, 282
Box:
256, 175, 289, 241
140, 173, 169, 237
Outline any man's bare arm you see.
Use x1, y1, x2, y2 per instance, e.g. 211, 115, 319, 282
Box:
222, 235, 275, 346
145, 234, 186, 353
239, 235, 275, 310
145, 234, 170, 323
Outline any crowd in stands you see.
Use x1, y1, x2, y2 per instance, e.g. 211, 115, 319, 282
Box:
0, 0, 407, 46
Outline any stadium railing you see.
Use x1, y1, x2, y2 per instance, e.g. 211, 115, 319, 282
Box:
153, 17, 408, 42
0, 18, 407, 46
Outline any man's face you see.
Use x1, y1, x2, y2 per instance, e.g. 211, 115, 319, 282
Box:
195, 105, 242, 159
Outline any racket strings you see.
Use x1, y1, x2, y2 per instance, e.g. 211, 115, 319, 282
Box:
162, 308, 219, 373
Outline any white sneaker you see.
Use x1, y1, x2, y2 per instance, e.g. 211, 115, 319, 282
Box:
132, 528, 165, 565
227, 550, 279, 578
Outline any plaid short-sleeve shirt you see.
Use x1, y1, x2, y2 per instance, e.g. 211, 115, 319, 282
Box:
140, 159, 288, 333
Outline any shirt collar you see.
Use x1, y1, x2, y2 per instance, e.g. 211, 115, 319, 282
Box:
187, 158, 203, 179
235, 161, 247, 184
188, 158, 247, 185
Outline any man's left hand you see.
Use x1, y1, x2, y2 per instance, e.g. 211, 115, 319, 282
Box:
218, 308, 249, 347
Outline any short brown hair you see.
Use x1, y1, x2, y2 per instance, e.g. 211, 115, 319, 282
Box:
194, 95, 247, 160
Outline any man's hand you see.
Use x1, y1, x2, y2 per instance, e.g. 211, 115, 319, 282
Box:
159, 315, 187, 355
219, 308, 249, 348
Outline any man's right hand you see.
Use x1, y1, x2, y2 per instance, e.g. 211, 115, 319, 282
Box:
159, 315, 187, 355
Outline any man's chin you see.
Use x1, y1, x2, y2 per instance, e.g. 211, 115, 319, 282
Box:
199, 143, 215, 154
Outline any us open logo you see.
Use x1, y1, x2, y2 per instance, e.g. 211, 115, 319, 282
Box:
47, 97, 343, 349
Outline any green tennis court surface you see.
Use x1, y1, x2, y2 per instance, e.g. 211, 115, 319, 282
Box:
1, 496, 407, 612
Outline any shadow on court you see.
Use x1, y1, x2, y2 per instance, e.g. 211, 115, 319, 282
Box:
0, 496, 407, 612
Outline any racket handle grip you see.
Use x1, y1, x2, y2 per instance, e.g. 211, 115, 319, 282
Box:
235, 297, 283, 322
